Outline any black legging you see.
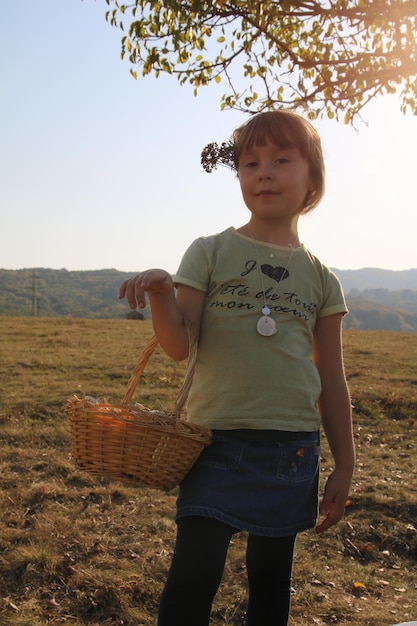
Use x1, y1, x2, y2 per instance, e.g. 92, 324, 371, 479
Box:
157, 516, 296, 626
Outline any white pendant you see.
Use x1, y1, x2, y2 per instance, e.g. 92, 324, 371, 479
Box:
257, 315, 277, 336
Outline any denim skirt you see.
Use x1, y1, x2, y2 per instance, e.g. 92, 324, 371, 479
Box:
176, 429, 320, 537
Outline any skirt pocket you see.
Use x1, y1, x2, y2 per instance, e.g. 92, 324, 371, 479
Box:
275, 442, 320, 483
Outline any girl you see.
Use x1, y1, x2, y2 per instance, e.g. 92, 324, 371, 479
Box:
119, 110, 355, 626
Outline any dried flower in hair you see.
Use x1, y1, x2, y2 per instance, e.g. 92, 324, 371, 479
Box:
201, 141, 236, 173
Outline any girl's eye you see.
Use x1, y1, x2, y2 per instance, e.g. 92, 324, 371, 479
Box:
276, 158, 290, 164
245, 161, 258, 168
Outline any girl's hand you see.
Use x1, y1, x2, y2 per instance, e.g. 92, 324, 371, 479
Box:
119, 269, 173, 310
315, 468, 352, 534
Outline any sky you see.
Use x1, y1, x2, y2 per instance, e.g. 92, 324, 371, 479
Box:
1, 1, 416, 273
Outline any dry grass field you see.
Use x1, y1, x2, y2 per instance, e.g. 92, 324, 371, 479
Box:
0, 316, 416, 626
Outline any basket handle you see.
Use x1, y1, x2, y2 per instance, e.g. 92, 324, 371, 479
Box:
122, 320, 198, 416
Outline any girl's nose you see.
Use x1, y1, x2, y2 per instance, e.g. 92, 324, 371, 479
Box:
258, 162, 273, 180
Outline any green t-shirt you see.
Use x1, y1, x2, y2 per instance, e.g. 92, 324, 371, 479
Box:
173, 227, 347, 432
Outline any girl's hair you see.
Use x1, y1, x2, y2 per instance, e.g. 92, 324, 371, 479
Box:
232, 110, 325, 212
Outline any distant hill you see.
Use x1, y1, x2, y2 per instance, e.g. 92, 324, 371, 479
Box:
331, 267, 417, 292
0, 268, 144, 319
332, 267, 417, 331
344, 295, 417, 332
1, 267, 417, 331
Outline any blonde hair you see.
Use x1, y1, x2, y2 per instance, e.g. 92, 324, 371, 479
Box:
232, 110, 325, 212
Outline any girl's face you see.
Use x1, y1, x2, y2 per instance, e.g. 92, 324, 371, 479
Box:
237, 141, 314, 222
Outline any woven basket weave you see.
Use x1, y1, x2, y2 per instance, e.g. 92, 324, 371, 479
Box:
64, 325, 212, 491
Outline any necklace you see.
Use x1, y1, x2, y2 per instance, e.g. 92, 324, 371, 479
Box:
249, 229, 297, 337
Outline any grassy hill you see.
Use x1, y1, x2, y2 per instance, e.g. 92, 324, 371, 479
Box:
344, 295, 417, 332
1, 267, 417, 331
0, 268, 144, 319
0, 317, 416, 625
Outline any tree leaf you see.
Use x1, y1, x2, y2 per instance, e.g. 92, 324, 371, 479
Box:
103, 0, 417, 121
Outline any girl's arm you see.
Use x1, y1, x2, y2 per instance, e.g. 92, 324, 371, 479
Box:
119, 269, 206, 361
312, 313, 355, 534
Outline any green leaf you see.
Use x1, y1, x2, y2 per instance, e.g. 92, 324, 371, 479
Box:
106, 0, 415, 123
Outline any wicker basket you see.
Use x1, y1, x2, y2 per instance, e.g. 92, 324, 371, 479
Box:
64, 325, 212, 491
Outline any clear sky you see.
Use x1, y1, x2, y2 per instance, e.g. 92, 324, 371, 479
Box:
1, 0, 416, 273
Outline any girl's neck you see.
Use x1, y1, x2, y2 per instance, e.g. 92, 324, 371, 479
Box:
237, 218, 300, 248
